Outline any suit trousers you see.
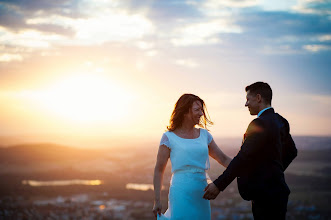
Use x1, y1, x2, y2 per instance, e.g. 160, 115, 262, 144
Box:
251, 193, 288, 220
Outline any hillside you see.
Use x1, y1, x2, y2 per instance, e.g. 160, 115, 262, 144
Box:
0, 143, 104, 165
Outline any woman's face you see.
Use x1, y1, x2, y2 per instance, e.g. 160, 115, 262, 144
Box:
187, 100, 203, 125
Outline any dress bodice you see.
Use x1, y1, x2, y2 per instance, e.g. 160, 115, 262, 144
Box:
160, 128, 213, 173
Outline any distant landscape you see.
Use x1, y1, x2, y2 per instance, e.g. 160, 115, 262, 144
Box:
0, 136, 330, 219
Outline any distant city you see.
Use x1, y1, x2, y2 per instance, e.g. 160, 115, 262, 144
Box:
0, 136, 330, 220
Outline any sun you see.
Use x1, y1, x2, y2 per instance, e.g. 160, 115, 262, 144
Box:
34, 73, 134, 123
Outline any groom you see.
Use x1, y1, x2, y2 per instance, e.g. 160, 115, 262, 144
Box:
203, 82, 297, 220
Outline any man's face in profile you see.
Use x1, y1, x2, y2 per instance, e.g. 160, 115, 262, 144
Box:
245, 90, 259, 115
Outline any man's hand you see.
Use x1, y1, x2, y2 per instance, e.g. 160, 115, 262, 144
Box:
203, 183, 220, 200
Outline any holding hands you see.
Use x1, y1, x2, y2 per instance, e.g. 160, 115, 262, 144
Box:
203, 182, 220, 200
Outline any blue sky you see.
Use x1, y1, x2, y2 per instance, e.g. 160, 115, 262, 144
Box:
0, 0, 330, 145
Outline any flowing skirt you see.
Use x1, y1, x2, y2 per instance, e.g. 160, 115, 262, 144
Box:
158, 167, 211, 220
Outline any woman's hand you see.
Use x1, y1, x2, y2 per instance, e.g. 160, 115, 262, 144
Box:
153, 144, 170, 219
152, 201, 162, 219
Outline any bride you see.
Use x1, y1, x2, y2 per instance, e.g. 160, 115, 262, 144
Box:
153, 94, 232, 220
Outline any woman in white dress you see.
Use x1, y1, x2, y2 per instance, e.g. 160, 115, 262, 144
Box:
153, 94, 232, 220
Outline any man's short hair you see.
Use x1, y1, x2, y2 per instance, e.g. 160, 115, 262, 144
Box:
245, 82, 272, 105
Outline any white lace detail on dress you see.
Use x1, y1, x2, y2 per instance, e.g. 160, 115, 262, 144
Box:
160, 133, 170, 149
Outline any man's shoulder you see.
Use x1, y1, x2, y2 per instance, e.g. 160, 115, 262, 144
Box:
247, 118, 265, 135
260, 109, 289, 124
275, 113, 289, 124
274, 113, 291, 133
249, 117, 265, 126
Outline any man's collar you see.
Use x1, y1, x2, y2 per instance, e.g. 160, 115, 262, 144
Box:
257, 107, 273, 117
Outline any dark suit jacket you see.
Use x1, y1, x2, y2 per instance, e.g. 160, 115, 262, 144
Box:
213, 108, 297, 201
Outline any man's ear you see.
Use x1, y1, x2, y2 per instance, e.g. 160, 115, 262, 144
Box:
256, 94, 262, 103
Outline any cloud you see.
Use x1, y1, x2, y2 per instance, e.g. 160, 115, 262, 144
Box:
170, 19, 241, 46
303, 44, 331, 52
0, 1, 155, 52
258, 0, 298, 12
0, 4, 24, 30
28, 24, 75, 37
310, 94, 331, 107
293, 0, 331, 15
175, 59, 199, 68
0, 53, 23, 62
24, 12, 155, 46
238, 11, 330, 36
232, 10, 331, 54
259, 45, 300, 55
318, 34, 331, 41
0, 26, 64, 49
203, 0, 260, 8
129, 0, 203, 21
0, 0, 69, 10
195, 0, 259, 17
135, 41, 154, 50
72, 12, 154, 45
0, 0, 84, 32
0, 0, 330, 60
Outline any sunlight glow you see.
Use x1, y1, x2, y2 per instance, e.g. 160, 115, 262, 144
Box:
175, 59, 199, 68
0, 27, 63, 49
126, 183, 154, 191
126, 183, 166, 191
0, 53, 23, 62
22, 179, 103, 186
23, 73, 134, 123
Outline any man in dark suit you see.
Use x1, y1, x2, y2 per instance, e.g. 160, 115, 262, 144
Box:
203, 82, 297, 220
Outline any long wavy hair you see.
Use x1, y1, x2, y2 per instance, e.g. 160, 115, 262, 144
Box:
167, 94, 213, 131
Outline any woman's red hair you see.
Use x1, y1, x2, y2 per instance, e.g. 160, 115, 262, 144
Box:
167, 94, 213, 131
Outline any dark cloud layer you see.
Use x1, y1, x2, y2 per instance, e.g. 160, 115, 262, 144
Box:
0, 0, 80, 35
303, 0, 331, 15
237, 11, 331, 36
0, 0, 74, 13
0, 3, 26, 30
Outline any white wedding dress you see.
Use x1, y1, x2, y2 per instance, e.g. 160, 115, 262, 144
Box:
158, 128, 212, 220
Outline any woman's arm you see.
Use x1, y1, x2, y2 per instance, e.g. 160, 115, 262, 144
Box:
209, 139, 232, 168
152, 145, 170, 218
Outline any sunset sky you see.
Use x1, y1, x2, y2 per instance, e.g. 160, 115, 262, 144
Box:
0, 0, 330, 147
